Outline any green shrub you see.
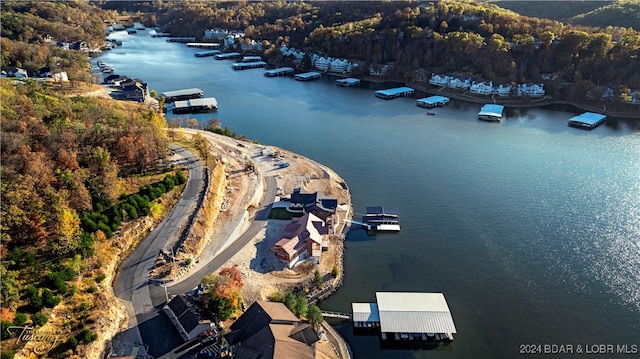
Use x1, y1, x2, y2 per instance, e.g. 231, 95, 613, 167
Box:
13, 312, 27, 326
32, 312, 48, 327
95, 273, 106, 283
86, 286, 96, 293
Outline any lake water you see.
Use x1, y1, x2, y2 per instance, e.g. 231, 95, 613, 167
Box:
102, 31, 640, 358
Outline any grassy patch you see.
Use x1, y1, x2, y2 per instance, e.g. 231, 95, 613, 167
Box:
268, 208, 303, 220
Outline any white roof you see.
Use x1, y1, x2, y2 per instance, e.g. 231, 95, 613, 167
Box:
174, 97, 218, 109
416, 95, 449, 104
478, 104, 504, 117
376, 292, 457, 334
352, 303, 379, 322
568, 112, 606, 126
161, 88, 203, 97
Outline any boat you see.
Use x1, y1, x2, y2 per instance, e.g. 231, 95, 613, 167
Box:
426, 112, 436, 116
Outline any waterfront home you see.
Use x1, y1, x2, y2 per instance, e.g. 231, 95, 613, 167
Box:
225, 301, 319, 359
272, 213, 327, 269
448, 77, 472, 90
429, 73, 450, 86
288, 188, 337, 214
1, 67, 28, 78
122, 81, 148, 102
470, 81, 494, 95
164, 294, 215, 341
518, 83, 545, 96
352, 292, 457, 344
204, 28, 227, 40
496, 84, 512, 97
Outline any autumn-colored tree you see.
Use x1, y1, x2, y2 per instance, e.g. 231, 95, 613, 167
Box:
201, 265, 244, 320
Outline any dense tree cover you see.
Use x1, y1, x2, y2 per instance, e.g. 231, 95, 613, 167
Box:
139, 0, 640, 89
0, 1, 113, 78
496, 0, 640, 29
0, 79, 168, 310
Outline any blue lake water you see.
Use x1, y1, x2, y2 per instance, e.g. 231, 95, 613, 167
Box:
102, 31, 640, 358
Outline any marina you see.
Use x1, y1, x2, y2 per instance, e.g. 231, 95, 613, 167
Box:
362, 206, 400, 232
264, 67, 295, 77
160, 88, 204, 103
374, 87, 415, 99
214, 52, 241, 60
231, 61, 267, 70
194, 50, 221, 57
336, 78, 361, 87
567, 112, 607, 129
294, 71, 322, 81
478, 104, 505, 121
172, 97, 218, 114
416, 95, 450, 108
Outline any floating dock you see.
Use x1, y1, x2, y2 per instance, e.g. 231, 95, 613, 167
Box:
231, 61, 267, 70
186, 43, 220, 49
336, 78, 361, 87
214, 52, 241, 60
264, 67, 295, 77
416, 96, 450, 108
151, 32, 171, 38
194, 50, 221, 57
294, 72, 322, 81
478, 104, 504, 122
352, 292, 456, 345
363, 206, 400, 232
374, 87, 414, 99
567, 112, 607, 129
160, 88, 204, 103
172, 97, 218, 114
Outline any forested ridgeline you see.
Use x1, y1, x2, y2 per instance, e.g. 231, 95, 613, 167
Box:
135, 0, 640, 93
0, 79, 174, 357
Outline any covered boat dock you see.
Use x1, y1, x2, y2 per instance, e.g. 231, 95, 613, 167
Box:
194, 50, 221, 57
352, 292, 457, 344
568, 112, 607, 129
294, 72, 322, 81
232, 61, 267, 70
172, 97, 218, 114
187, 43, 220, 49
161, 88, 204, 103
264, 67, 295, 77
478, 104, 504, 122
363, 206, 400, 232
374, 87, 415, 99
336, 78, 361, 87
214, 52, 241, 60
416, 95, 450, 108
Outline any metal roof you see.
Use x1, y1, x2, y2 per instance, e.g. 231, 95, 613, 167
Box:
416, 95, 450, 104
568, 112, 606, 126
478, 104, 504, 117
352, 303, 379, 322
375, 87, 414, 96
365, 206, 399, 217
294, 72, 321, 79
173, 97, 218, 109
161, 88, 203, 98
376, 292, 457, 334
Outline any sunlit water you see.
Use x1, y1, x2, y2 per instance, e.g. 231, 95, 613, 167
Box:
102, 31, 640, 358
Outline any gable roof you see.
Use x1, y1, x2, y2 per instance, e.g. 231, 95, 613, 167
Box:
226, 301, 316, 359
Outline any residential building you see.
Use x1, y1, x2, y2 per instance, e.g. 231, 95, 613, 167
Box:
518, 83, 545, 96
496, 84, 512, 97
272, 213, 327, 269
225, 301, 319, 359
1, 67, 28, 78
164, 294, 215, 341
470, 81, 494, 95
429, 73, 450, 86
